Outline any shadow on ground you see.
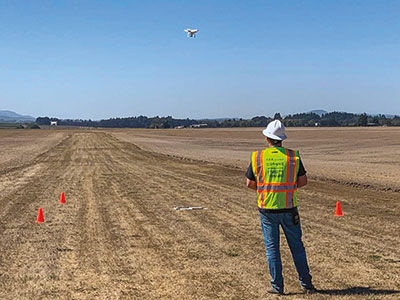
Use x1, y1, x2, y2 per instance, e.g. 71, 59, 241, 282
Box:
318, 287, 400, 296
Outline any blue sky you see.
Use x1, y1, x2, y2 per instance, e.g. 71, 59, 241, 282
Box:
1, 0, 399, 119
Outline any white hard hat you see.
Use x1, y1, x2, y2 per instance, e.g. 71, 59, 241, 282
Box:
262, 120, 287, 140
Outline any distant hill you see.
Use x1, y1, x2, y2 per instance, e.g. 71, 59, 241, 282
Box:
308, 109, 328, 116
0, 110, 35, 123
198, 118, 239, 121
369, 113, 396, 118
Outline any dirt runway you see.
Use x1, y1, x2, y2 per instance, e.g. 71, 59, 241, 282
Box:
0, 131, 399, 299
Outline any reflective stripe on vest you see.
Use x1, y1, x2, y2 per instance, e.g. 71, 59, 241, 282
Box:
285, 149, 297, 208
252, 147, 299, 209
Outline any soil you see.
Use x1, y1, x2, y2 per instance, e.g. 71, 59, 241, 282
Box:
0, 129, 399, 299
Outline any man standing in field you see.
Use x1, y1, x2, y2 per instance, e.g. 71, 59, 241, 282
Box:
246, 120, 315, 295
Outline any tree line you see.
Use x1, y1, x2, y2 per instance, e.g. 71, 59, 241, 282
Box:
36, 112, 400, 128
36, 116, 211, 128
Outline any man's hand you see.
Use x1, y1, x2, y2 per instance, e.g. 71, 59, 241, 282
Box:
246, 179, 257, 190
297, 175, 308, 188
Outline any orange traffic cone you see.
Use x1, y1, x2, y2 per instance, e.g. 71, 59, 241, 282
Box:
36, 208, 44, 223
59, 192, 66, 204
334, 201, 344, 216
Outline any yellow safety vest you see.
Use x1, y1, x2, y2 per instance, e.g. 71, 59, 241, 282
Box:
251, 147, 300, 209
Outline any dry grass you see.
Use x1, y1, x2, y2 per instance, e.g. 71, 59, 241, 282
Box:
112, 127, 400, 191
0, 128, 399, 299
0, 129, 67, 171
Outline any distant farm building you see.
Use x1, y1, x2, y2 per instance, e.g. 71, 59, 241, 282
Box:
50, 121, 58, 126
190, 123, 208, 128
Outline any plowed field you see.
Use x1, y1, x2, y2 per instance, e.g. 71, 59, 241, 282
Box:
0, 129, 399, 299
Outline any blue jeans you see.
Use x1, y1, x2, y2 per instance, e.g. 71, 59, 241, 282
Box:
259, 208, 313, 293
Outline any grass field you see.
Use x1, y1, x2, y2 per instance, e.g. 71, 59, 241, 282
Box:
0, 128, 399, 299
0, 123, 21, 129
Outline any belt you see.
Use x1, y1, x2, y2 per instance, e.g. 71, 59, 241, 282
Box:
258, 207, 297, 214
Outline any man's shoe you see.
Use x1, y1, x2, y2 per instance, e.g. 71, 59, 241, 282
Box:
302, 286, 317, 294
268, 288, 284, 295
